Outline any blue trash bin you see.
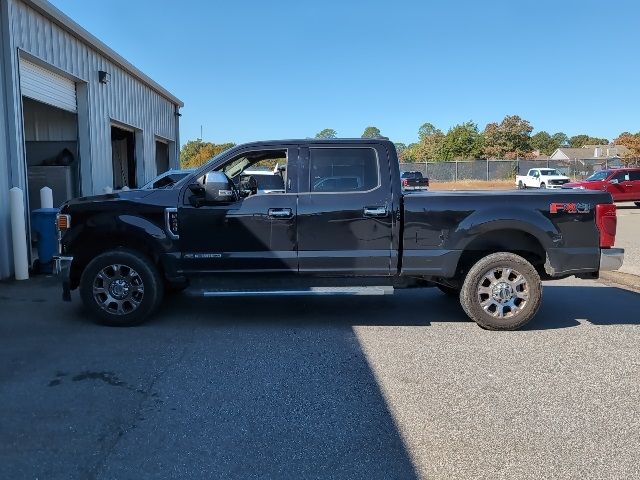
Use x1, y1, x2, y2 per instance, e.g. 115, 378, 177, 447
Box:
31, 208, 59, 273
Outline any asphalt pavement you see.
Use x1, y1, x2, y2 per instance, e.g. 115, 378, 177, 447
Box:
1, 274, 639, 479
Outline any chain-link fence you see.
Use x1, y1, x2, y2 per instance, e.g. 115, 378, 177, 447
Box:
399, 158, 623, 182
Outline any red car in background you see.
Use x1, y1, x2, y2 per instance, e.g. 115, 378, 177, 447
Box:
563, 167, 640, 205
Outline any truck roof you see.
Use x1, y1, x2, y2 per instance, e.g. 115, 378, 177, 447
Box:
234, 138, 394, 149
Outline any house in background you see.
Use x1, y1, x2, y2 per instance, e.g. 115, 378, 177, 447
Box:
550, 145, 630, 161
0, 0, 183, 279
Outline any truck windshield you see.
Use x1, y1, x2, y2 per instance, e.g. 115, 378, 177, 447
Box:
539, 169, 560, 176
585, 170, 610, 181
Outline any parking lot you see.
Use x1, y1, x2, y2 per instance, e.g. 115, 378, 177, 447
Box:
1, 231, 639, 480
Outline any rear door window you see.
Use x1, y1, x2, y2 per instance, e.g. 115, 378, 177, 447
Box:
309, 148, 379, 193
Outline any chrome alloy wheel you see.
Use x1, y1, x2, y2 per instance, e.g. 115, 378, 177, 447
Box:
92, 264, 144, 315
477, 267, 529, 319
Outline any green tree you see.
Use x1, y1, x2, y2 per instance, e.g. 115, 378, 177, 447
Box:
419, 132, 445, 160
362, 126, 382, 138
394, 142, 407, 157
180, 139, 207, 166
483, 115, 533, 159
551, 132, 569, 148
315, 128, 337, 139
440, 121, 484, 160
569, 134, 609, 148
530, 131, 552, 155
180, 140, 235, 169
418, 122, 439, 140
400, 143, 419, 162
531, 131, 569, 156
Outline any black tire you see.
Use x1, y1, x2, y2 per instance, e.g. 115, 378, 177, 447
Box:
635, 201, 640, 208
539, 182, 546, 189
436, 284, 460, 297
517, 181, 524, 190
460, 252, 542, 330
79, 249, 164, 326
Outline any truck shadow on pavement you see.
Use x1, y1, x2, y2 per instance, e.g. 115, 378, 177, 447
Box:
156, 284, 639, 331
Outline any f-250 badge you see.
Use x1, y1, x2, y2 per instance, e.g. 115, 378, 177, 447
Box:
549, 202, 591, 214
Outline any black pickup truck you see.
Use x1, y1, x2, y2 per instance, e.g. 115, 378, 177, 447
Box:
401, 170, 429, 190
54, 139, 624, 330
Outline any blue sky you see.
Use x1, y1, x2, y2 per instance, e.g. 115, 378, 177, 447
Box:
51, 0, 640, 146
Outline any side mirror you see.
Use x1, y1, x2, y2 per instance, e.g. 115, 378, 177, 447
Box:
204, 171, 236, 203
609, 179, 619, 185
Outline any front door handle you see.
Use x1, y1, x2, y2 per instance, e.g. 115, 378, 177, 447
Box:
363, 206, 388, 217
268, 208, 293, 218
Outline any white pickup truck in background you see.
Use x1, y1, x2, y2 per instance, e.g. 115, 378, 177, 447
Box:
516, 168, 571, 189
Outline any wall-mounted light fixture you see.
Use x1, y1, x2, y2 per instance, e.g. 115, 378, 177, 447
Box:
98, 70, 110, 84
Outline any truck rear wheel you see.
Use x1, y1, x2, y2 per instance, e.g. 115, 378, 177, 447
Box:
539, 182, 546, 189
79, 249, 164, 326
517, 180, 524, 189
460, 252, 541, 330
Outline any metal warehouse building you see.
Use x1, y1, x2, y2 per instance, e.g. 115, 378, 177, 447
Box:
0, 0, 183, 279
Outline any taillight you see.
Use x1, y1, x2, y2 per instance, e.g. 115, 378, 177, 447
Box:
402, 179, 409, 187
595, 203, 616, 248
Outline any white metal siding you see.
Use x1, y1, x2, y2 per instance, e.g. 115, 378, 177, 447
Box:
19, 59, 77, 112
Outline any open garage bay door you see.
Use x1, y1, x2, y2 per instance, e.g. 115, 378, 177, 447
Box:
20, 60, 76, 113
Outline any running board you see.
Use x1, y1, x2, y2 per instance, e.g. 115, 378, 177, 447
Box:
186, 286, 394, 297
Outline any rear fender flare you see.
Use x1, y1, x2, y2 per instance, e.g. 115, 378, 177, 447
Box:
451, 209, 558, 252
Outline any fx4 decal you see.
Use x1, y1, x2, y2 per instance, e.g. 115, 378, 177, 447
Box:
549, 202, 591, 214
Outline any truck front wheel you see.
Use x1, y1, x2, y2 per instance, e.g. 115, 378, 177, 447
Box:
79, 249, 164, 326
460, 252, 541, 330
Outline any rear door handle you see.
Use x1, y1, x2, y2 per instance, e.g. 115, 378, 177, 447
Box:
363, 206, 387, 217
268, 208, 293, 218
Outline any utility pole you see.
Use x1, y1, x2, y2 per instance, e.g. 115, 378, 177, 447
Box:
200, 125, 203, 140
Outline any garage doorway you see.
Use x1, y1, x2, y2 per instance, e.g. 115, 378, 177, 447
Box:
20, 58, 80, 211
22, 98, 79, 210
111, 125, 137, 189
20, 59, 80, 269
